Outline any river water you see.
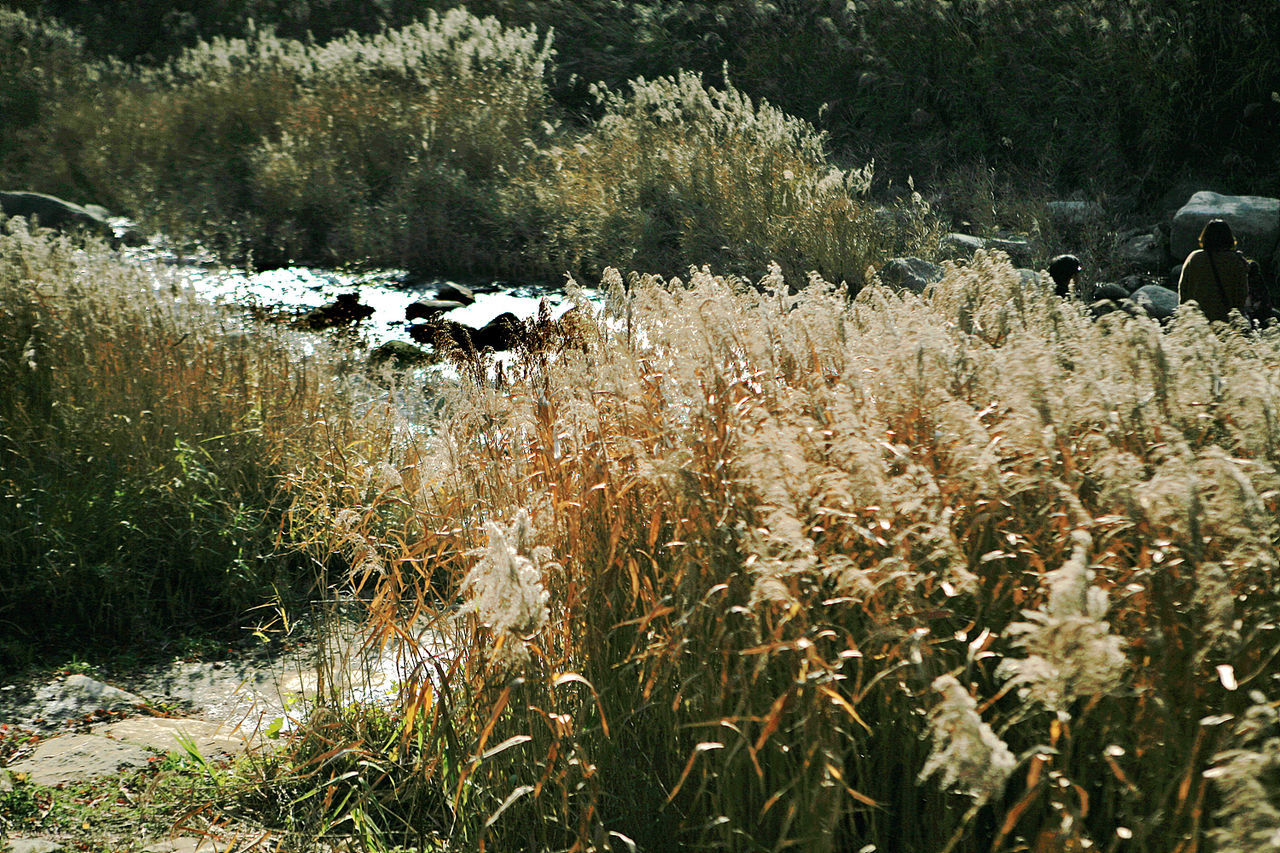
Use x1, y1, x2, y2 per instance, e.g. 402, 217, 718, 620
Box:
131, 243, 597, 349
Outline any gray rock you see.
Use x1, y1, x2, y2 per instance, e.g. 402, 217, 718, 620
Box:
436, 282, 476, 304
23, 674, 147, 725
405, 299, 465, 321
0, 191, 113, 239
368, 340, 431, 368
1171, 191, 1280, 263
939, 233, 986, 259
6, 733, 153, 786
1016, 269, 1041, 288
4, 839, 68, 853
1089, 299, 1122, 319
983, 237, 1033, 267
81, 203, 112, 221
1046, 200, 1104, 227
876, 257, 943, 294
304, 293, 374, 329
1118, 274, 1155, 294
1091, 282, 1132, 302
95, 717, 247, 761
1130, 284, 1179, 320
1116, 232, 1166, 272
142, 838, 236, 853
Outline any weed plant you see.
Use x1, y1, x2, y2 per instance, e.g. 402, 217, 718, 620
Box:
0, 223, 384, 671
503, 71, 939, 286
257, 253, 1280, 851
1, 9, 932, 287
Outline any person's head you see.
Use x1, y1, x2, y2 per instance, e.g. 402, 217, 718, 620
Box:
1199, 219, 1236, 252
1048, 254, 1082, 297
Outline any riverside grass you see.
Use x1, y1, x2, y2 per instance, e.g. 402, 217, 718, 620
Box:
0, 222, 405, 670
245, 256, 1280, 851
4, 233, 1280, 850
0, 7, 954, 286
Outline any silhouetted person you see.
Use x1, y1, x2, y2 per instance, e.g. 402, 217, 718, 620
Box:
1177, 219, 1248, 322
1048, 254, 1081, 298
1247, 259, 1273, 327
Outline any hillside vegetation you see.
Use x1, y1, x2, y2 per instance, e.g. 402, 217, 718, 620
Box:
3, 1, 1278, 283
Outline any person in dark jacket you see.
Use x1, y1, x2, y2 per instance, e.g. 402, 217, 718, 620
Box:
1246, 259, 1273, 327
1048, 254, 1081, 298
1177, 219, 1249, 322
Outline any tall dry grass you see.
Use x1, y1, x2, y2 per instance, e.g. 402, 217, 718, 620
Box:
3, 8, 555, 274
0, 221, 402, 670
254, 252, 1280, 851
1, 9, 937, 288
502, 71, 938, 286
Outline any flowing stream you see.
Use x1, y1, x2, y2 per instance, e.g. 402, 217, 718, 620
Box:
127, 242, 597, 349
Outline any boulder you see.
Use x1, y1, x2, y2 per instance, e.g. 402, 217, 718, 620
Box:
1091, 298, 1144, 321
22, 673, 147, 725
984, 236, 1033, 267
938, 233, 1032, 267
304, 293, 374, 329
1130, 284, 1179, 320
471, 312, 523, 351
436, 282, 476, 304
1046, 200, 1104, 227
368, 340, 431, 368
1091, 282, 1132, 302
95, 717, 246, 761
876, 257, 943, 294
405, 299, 465, 321
1170, 191, 1280, 263
1, 190, 113, 239
939, 233, 986, 259
408, 308, 592, 356
4, 839, 68, 853
142, 838, 235, 853
409, 312, 524, 353
1089, 299, 1123, 320
6, 732, 154, 786
1119, 274, 1158, 294
1116, 232, 1166, 272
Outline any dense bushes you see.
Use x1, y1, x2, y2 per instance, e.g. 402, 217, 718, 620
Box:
503, 71, 938, 284
7, 0, 1279, 203
5, 1, 1277, 283
1, 8, 929, 285
5, 10, 556, 274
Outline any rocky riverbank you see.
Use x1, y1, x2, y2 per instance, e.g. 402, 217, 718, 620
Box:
1, 618, 448, 852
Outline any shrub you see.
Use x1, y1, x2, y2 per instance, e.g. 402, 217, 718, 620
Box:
504, 71, 938, 286
0, 10, 101, 195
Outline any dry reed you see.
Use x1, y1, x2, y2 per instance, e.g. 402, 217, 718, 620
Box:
261, 250, 1280, 851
